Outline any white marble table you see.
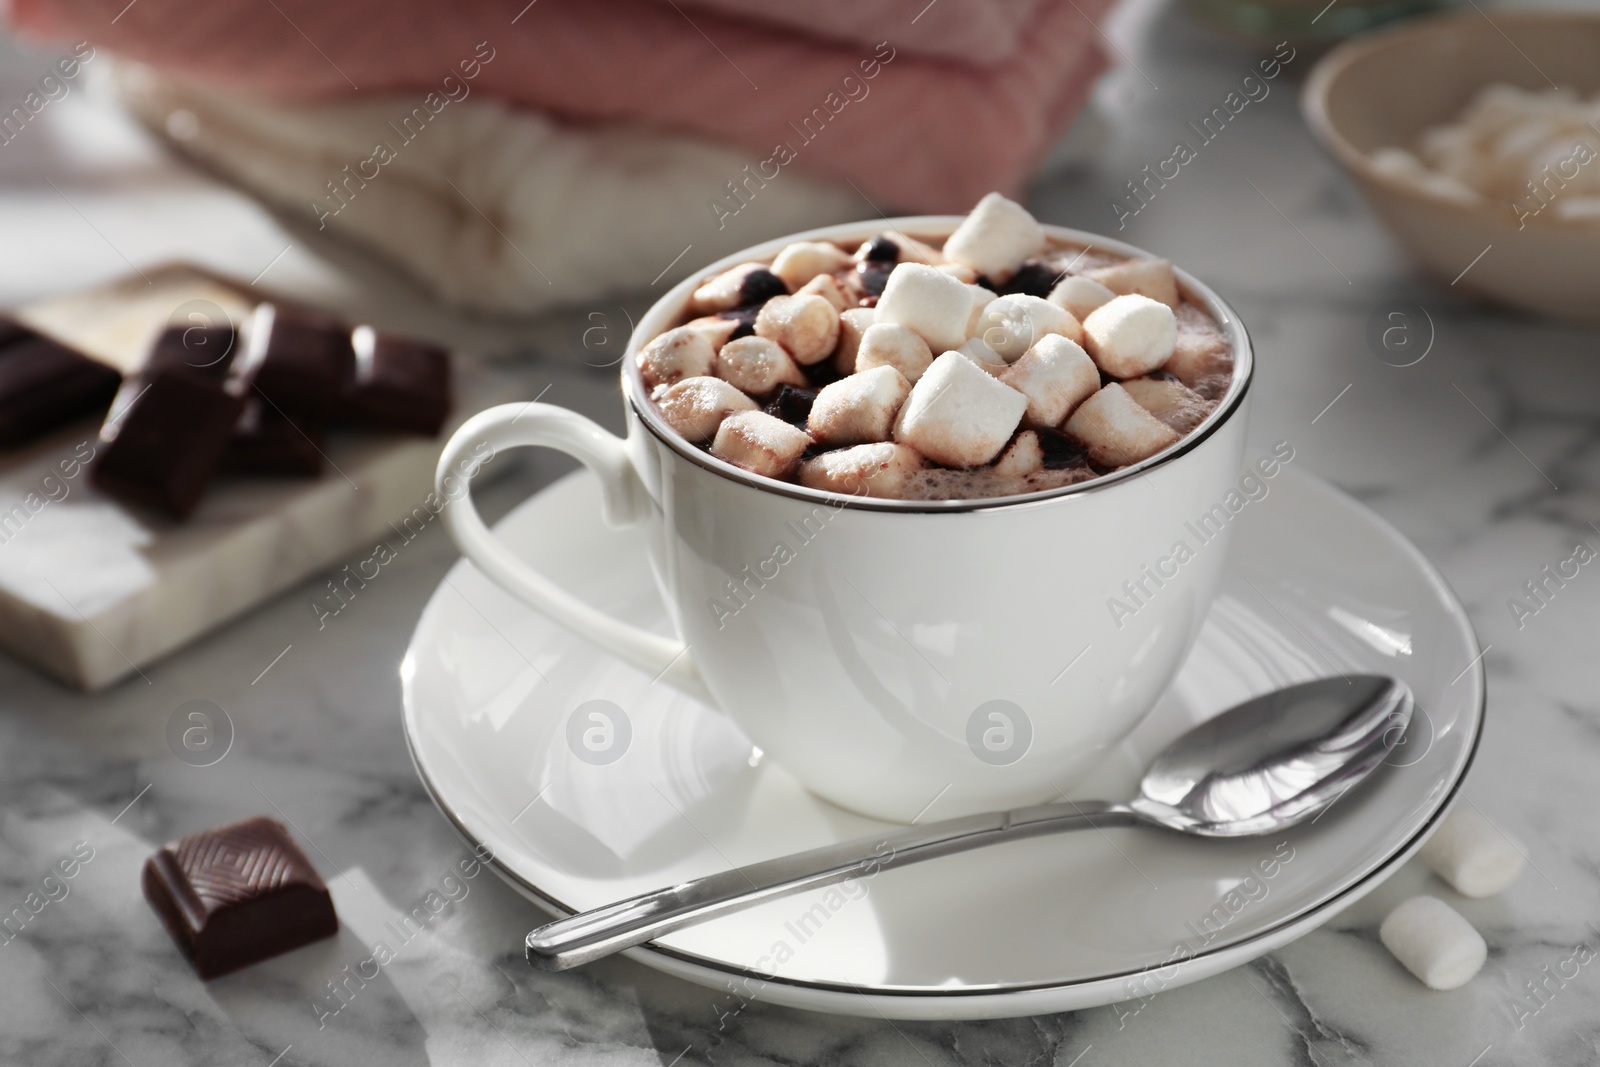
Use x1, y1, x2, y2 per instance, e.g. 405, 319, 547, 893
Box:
3, 3, 1599, 1064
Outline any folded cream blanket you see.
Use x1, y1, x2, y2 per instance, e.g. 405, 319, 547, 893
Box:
112, 65, 867, 315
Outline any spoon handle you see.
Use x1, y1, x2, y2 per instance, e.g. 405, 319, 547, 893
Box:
525, 799, 1139, 970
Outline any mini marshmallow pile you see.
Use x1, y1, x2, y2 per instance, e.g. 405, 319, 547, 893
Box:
1378, 806, 1527, 991
638, 193, 1233, 501
1371, 84, 1600, 222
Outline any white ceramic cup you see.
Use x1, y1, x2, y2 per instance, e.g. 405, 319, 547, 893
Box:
437, 218, 1254, 823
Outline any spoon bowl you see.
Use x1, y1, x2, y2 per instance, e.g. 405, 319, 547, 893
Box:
526, 674, 1414, 970
1132, 674, 1412, 836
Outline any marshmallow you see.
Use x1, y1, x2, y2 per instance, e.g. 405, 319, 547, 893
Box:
1371, 146, 1430, 182
716, 336, 807, 396
955, 337, 1008, 375
636, 326, 715, 390
683, 315, 742, 353
756, 294, 841, 365
1379, 896, 1487, 991
656, 376, 758, 443
875, 263, 973, 354
1163, 329, 1232, 392
770, 241, 854, 291
1082, 294, 1178, 379
711, 410, 812, 480
993, 431, 1044, 476
1419, 807, 1527, 898
1064, 383, 1179, 467
798, 442, 926, 499
808, 366, 912, 447
893, 232, 946, 265
999, 334, 1100, 428
1121, 375, 1214, 433
1087, 258, 1180, 310
1416, 172, 1484, 206
855, 323, 934, 383
936, 262, 980, 284
691, 262, 788, 314
833, 306, 876, 373
1372, 147, 1484, 205
966, 285, 998, 338
894, 351, 1027, 467
976, 294, 1082, 361
797, 273, 851, 312
1048, 274, 1117, 321
942, 192, 1045, 281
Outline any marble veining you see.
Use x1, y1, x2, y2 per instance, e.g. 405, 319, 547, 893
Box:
3, 0, 1600, 1063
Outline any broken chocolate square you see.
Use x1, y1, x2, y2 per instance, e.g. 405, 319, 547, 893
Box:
244, 304, 354, 421
145, 324, 238, 380
342, 325, 451, 436
142, 815, 338, 979
225, 401, 325, 476
0, 320, 121, 446
0, 317, 30, 348
90, 369, 246, 519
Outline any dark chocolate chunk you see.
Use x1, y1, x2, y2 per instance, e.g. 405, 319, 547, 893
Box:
244, 304, 354, 420
736, 268, 787, 306
91, 369, 246, 519
0, 322, 121, 447
146, 324, 238, 380
857, 261, 893, 297
225, 401, 325, 477
1036, 428, 1090, 470
1000, 262, 1063, 299
142, 815, 338, 979
800, 359, 844, 390
861, 235, 899, 263
763, 384, 817, 428
717, 306, 759, 341
341, 326, 451, 436
0, 317, 30, 348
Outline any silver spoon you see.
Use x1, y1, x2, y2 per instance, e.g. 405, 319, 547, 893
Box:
525, 674, 1412, 971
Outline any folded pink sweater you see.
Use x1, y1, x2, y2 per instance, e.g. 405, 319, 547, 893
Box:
12, 0, 1110, 211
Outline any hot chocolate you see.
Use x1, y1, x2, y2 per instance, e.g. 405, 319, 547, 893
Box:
639, 193, 1234, 501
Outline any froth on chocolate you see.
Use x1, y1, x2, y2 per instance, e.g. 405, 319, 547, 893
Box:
896, 464, 1095, 502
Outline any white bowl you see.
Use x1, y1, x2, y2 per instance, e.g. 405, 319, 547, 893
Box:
1303, 10, 1600, 322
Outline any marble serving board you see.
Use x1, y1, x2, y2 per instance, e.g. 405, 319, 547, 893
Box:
0, 263, 506, 690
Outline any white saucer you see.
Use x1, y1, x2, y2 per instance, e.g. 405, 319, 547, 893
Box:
402, 467, 1482, 1020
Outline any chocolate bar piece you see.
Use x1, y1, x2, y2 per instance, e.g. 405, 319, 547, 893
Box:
343, 325, 451, 436
97, 323, 240, 441
0, 319, 121, 446
225, 401, 325, 476
245, 304, 353, 420
145, 324, 238, 380
90, 369, 246, 519
142, 815, 338, 979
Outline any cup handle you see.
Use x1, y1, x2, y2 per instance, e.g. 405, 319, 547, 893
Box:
436, 402, 709, 702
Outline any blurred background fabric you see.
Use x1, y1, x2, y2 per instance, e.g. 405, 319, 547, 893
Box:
8, 0, 1113, 314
